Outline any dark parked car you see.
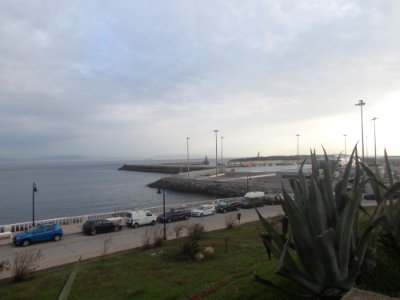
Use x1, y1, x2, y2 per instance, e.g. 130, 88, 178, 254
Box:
215, 199, 239, 213
363, 192, 376, 200
82, 219, 122, 235
13, 224, 63, 247
157, 207, 191, 223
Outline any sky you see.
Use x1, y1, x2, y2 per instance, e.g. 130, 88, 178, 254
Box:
0, 0, 399, 160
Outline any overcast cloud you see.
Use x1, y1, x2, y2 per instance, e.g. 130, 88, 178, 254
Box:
0, 0, 399, 159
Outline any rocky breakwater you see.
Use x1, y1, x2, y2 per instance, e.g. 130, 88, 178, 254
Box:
119, 163, 213, 174
148, 171, 292, 198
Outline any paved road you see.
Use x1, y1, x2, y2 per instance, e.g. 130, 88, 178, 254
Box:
0, 200, 377, 280
0, 205, 285, 280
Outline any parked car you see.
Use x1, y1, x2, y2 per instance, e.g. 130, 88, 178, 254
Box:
264, 193, 283, 205
215, 199, 239, 213
239, 191, 265, 208
82, 219, 122, 235
191, 204, 216, 217
125, 210, 157, 228
13, 224, 63, 247
363, 192, 376, 200
157, 207, 191, 223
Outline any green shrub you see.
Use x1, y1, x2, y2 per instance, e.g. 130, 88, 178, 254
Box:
180, 239, 200, 260
224, 214, 236, 229
187, 223, 205, 241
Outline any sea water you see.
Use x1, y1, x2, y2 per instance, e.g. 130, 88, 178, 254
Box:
0, 160, 213, 225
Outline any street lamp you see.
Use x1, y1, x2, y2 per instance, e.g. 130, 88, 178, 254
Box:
157, 188, 167, 240
355, 100, 366, 162
343, 134, 347, 157
221, 136, 224, 170
246, 175, 251, 192
296, 134, 300, 170
32, 182, 38, 226
214, 130, 219, 177
186, 137, 190, 175
371, 117, 378, 165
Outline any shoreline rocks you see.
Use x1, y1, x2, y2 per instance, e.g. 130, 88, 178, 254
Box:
147, 173, 290, 198
119, 164, 291, 197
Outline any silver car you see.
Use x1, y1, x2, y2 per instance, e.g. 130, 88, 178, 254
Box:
191, 204, 216, 217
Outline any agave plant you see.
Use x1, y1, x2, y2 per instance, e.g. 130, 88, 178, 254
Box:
362, 149, 400, 250
254, 147, 384, 299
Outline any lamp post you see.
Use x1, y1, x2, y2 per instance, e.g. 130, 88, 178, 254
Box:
366, 136, 369, 162
221, 136, 224, 170
371, 117, 378, 165
186, 137, 190, 175
32, 182, 38, 226
214, 130, 219, 177
355, 100, 366, 162
157, 188, 167, 240
246, 175, 251, 192
343, 134, 347, 157
296, 134, 300, 170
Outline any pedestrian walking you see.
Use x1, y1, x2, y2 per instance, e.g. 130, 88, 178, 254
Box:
237, 212, 241, 224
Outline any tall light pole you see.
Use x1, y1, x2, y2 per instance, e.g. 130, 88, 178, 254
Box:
355, 100, 366, 162
343, 134, 347, 157
214, 130, 219, 177
366, 136, 369, 162
32, 182, 38, 226
246, 175, 251, 192
371, 117, 378, 165
157, 188, 167, 240
221, 136, 224, 169
296, 134, 300, 170
186, 137, 190, 175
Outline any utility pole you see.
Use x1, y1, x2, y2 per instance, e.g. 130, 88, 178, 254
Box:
296, 134, 300, 170
355, 100, 366, 162
221, 136, 224, 170
186, 137, 190, 175
214, 130, 219, 177
371, 117, 378, 165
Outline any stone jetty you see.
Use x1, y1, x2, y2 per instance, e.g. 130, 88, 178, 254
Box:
118, 163, 213, 174
147, 170, 292, 197
119, 163, 293, 197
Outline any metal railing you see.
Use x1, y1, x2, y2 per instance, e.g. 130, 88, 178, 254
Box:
0, 198, 239, 234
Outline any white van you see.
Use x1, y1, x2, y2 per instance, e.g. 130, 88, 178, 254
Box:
125, 210, 157, 228
239, 191, 265, 208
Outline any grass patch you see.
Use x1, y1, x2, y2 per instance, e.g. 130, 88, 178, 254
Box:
0, 215, 399, 299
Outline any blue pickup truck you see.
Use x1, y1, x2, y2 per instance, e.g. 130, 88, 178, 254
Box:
13, 224, 63, 247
